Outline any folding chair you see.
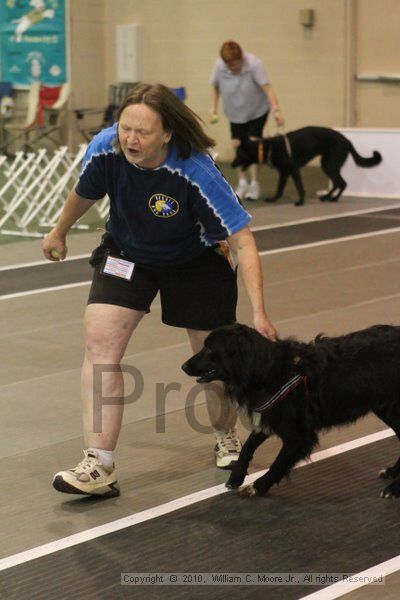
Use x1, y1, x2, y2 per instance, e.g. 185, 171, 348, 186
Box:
0, 82, 14, 151
0, 82, 13, 118
28, 83, 71, 149
0, 82, 40, 154
74, 82, 137, 141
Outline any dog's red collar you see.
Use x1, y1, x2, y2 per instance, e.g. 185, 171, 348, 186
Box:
255, 374, 308, 413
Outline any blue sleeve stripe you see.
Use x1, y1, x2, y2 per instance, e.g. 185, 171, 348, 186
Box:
164, 154, 252, 236
80, 125, 117, 175
80, 147, 115, 176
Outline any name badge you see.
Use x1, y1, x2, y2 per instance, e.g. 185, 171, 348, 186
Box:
101, 253, 135, 281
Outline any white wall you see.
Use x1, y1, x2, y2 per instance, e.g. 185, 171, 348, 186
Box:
102, 0, 350, 160
339, 128, 400, 198
67, 1, 400, 157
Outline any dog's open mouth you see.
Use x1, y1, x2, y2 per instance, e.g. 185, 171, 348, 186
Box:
196, 370, 218, 383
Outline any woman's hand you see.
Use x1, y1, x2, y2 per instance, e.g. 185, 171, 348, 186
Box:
253, 312, 278, 341
42, 228, 68, 261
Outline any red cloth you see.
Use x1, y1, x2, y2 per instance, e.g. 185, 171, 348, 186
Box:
37, 85, 62, 125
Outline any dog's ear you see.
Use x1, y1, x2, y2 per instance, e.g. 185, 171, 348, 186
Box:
231, 142, 252, 170
228, 325, 281, 382
231, 156, 250, 170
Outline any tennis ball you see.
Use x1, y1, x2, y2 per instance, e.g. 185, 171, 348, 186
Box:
50, 248, 67, 259
210, 113, 219, 124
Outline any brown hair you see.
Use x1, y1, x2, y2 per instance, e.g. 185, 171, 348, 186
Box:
220, 41, 243, 63
115, 82, 215, 158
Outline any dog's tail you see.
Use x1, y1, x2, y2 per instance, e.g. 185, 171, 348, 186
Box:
349, 144, 382, 167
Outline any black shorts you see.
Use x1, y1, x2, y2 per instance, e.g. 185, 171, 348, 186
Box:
87, 234, 238, 331
230, 111, 269, 141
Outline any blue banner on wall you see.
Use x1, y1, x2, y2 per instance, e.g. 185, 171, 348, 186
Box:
0, 0, 67, 86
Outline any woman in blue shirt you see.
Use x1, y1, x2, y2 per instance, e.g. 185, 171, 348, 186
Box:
42, 83, 277, 497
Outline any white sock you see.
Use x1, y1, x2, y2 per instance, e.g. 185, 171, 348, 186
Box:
87, 447, 114, 469
239, 177, 247, 185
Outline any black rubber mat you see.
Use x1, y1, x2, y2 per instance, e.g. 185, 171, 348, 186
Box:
254, 207, 400, 251
1, 436, 399, 599
1, 207, 400, 297
0, 257, 92, 295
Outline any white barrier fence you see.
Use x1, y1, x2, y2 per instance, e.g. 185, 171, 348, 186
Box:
0, 145, 110, 238
337, 128, 400, 199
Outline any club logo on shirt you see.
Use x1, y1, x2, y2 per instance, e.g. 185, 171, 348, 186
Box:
149, 194, 179, 218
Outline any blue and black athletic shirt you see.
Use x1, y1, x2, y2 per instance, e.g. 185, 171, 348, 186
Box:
76, 124, 252, 266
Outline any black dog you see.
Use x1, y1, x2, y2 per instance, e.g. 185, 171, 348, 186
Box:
232, 126, 382, 206
182, 323, 400, 498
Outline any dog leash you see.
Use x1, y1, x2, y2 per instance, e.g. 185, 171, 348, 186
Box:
257, 126, 292, 167
278, 125, 293, 159
255, 373, 308, 413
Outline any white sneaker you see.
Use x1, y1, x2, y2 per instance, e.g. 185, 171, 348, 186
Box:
214, 429, 242, 469
53, 450, 120, 497
245, 180, 260, 200
235, 180, 249, 200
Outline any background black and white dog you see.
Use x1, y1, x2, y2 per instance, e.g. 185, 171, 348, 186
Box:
182, 323, 400, 499
232, 126, 382, 206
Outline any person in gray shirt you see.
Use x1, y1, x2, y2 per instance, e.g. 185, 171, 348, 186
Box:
210, 40, 284, 200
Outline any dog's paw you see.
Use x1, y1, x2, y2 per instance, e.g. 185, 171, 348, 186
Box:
317, 189, 330, 200
264, 197, 278, 203
381, 481, 400, 499
226, 470, 246, 490
226, 481, 239, 490
226, 478, 244, 490
238, 483, 258, 497
379, 467, 397, 480
294, 199, 304, 206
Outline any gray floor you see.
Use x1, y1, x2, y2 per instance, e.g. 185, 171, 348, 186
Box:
2, 437, 399, 600
1, 191, 400, 599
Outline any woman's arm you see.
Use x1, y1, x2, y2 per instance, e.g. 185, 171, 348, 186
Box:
210, 85, 220, 121
261, 83, 284, 127
41, 186, 97, 260
227, 225, 277, 340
